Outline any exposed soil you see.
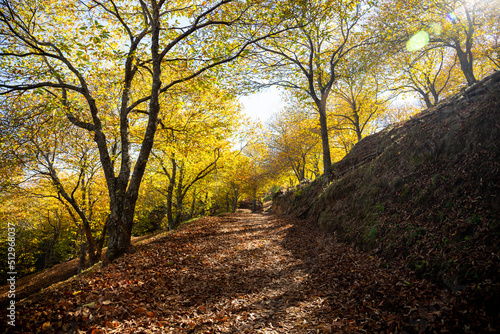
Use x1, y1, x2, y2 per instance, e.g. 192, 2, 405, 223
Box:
4, 213, 498, 333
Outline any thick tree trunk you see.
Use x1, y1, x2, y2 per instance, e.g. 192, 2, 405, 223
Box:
355, 127, 362, 141
44, 242, 54, 269
105, 206, 133, 262
427, 78, 439, 106
232, 196, 238, 212
455, 44, 476, 86
318, 106, 332, 182
422, 92, 433, 108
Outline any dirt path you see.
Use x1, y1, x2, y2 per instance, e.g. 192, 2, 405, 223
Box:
5, 213, 497, 333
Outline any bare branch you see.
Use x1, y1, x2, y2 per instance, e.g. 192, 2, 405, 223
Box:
0, 82, 83, 95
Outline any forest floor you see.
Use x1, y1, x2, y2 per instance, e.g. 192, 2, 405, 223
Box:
0, 228, 172, 309
4, 213, 498, 333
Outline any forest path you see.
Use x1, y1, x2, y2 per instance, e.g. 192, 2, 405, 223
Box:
8, 213, 495, 333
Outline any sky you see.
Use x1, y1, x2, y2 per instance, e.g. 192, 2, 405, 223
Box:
238, 87, 284, 124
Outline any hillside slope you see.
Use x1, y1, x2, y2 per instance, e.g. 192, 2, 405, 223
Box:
273, 71, 500, 312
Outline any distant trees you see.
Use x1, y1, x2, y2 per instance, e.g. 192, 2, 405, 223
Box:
150, 78, 242, 229
331, 54, 388, 142
0, 92, 108, 270
388, 49, 460, 108
377, 0, 499, 86
251, 0, 376, 181
266, 106, 321, 182
253, 0, 499, 190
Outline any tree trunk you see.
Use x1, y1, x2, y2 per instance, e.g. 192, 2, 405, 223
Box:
81, 217, 99, 265
455, 43, 476, 86
313, 157, 320, 178
252, 187, 257, 213
422, 92, 433, 108
354, 112, 363, 142
189, 190, 197, 219
174, 165, 185, 228
232, 185, 239, 212
232, 196, 238, 212
301, 155, 306, 181
105, 205, 133, 262
44, 241, 54, 269
166, 158, 177, 230
318, 105, 332, 182
201, 192, 208, 216
427, 76, 439, 106
78, 241, 86, 273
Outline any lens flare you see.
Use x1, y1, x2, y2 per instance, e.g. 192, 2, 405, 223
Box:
446, 12, 457, 23
406, 31, 430, 51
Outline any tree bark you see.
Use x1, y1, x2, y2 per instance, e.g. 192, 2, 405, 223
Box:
78, 241, 86, 273
105, 196, 135, 262
252, 187, 257, 213
422, 92, 433, 108
318, 105, 332, 181
454, 40, 476, 86
175, 164, 185, 228
166, 158, 177, 230
189, 190, 197, 219
232, 184, 239, 212
353, 111, 363, 142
